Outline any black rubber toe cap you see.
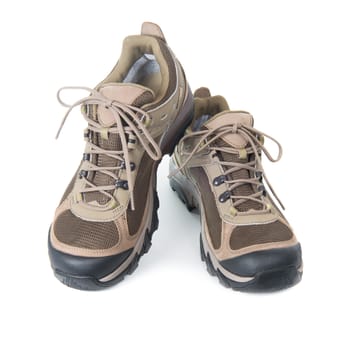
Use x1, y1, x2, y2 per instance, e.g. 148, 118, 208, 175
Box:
220, 243, 302, 277
48, 238, 132, 279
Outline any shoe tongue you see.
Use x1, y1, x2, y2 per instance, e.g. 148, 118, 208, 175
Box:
203, 111, 262, 212
203, 111, 254, 148
97, 83, 155, 127
84, 83, 154, 206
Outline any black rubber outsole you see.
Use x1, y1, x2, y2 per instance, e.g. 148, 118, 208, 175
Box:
170, 177, 303, 293
52, 191, 159, 291
199, 236, 302, 293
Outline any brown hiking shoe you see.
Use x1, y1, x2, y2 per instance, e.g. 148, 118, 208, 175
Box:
48, 22, 193, 290
169, 88, 302, 292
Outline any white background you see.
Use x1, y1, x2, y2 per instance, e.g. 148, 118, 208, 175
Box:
1, 0, 349, 349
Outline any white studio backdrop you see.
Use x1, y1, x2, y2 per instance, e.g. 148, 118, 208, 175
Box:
0, 0, 349, 349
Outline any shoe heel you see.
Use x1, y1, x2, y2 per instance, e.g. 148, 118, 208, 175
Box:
160, 88, 193, 155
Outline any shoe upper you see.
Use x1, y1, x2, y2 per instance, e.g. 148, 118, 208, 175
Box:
50, 23, 192, 259
171, 88, 300, 263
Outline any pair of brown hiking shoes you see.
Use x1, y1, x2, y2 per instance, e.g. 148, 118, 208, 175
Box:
49, 22, 303, 292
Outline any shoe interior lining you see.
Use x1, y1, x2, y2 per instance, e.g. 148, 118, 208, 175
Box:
99, 35, 169, 104
123, 54, 161, 95
192, 96, 230, 130
193, 114, 211, 131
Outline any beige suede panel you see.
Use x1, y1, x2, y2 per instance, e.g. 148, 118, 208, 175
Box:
141, 22, 166, 41
219, 234, 298, 261
204, 111, 253, 148
97, 83, 155, 127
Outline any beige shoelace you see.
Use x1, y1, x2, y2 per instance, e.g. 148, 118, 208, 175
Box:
170, 122, 285, 212
56, 86, 162, 210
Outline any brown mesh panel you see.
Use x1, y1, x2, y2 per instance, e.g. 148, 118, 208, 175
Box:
190, 167, 222, 249
230, 221, 293, 250
215, 138, 262, 212
127, 153, 155, 236
54, 210, 119, 249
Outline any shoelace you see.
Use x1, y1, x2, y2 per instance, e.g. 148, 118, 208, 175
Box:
170, 122, 284, 212
56, 86, 162, 210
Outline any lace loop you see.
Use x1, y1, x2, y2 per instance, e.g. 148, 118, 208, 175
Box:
56, 86, 162, 210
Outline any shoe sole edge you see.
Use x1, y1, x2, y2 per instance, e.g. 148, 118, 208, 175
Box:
49, 190, 159, 291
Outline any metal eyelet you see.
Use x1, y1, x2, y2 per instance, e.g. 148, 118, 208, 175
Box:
219, 191, 231, 203
258, 184, 266, 196
213, 175, 226, 186
115, 180, 129, 190
84, 129, 90, 139
120, 161, 136, 171
79, 170, 88, 178
83, 153, 90, 161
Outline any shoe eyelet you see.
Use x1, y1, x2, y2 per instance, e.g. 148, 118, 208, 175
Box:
213, 175, 226, 186
219, 191, 231, 203
79, 170, 88, 178
84, 129, 91, 140
120, 161, 136, 171
83, 153, 90, 161
115, 180, 129, 190
258, 184, 266, 196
